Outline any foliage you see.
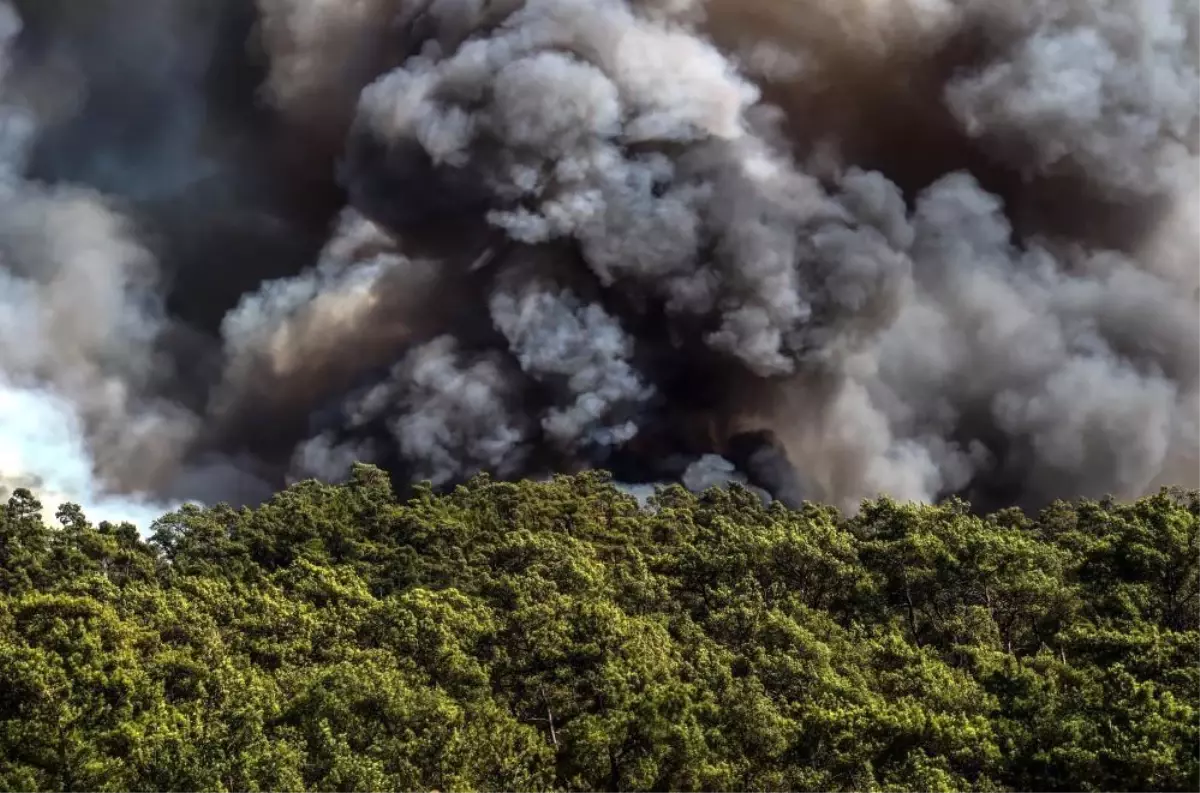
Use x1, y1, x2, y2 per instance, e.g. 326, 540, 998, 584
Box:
0, 465, 1196, 791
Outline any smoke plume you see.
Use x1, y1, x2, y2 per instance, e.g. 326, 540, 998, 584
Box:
0, 0, 1196, 522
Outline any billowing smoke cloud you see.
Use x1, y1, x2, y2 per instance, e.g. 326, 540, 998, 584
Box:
0, 0, 1195, 522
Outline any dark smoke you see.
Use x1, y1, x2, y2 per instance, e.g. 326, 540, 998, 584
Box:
0, 0, 1196, 522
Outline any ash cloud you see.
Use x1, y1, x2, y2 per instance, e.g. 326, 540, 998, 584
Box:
0, 0, 1195, 521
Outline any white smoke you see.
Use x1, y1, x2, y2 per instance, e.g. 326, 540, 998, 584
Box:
489, 277, 654, 450
0, 0, 194, 527
945, 0, 1199, 199
286, 0, 1196, 510
0, 0, 1195, 518
0, 386, 182, 527
295, 334, 532, 487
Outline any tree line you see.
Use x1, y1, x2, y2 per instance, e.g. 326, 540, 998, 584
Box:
1, 465, 1196, 791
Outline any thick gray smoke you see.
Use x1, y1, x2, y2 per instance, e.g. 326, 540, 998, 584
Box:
0, 0, 1196, 522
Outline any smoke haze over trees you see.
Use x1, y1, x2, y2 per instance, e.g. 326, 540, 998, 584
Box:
0, 0, 1196, 519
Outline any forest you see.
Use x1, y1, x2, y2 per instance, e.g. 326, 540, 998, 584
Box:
0, 467, 1196, 792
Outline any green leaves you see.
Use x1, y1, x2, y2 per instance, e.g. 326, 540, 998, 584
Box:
0, 469, 1195, 791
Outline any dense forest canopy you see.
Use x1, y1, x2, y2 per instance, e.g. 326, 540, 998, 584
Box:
0, 468, 1196, 792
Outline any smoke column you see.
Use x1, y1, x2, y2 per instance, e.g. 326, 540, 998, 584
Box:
0, 0, 1196, 522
